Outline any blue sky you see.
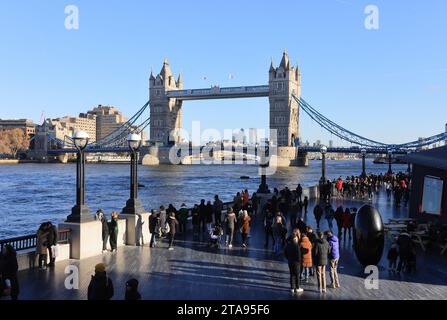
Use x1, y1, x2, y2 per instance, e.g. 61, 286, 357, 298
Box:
1, 0, 446, 145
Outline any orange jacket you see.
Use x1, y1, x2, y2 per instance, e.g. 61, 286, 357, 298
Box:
241, 215, 251, 234
300, 236, 313, 268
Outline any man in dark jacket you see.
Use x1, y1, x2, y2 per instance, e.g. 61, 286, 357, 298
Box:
284, 229, 304, 294
87, 263, 114, 300
149, 210, 160, 248
314, 231, 330, 293
213, 195, 223, 225
397, 232, 413, 273
46, 222, 58, 267
0, 244, 19, 300
96, 210, 109, 252
313, 205, 323, 229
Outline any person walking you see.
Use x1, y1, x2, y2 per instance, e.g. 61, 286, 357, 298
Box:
167, 212, 179, 250
300, 234, 313, 283
0, 244, 19, 300
178, 203, 189, 235
36, 223, 49, 270
149, 210, 159, 248
224, 207, 237, 248
326, 231, 340, 289
306, 225, 317, 276
263, 209, 275, 249
334, 206, 344, 237
303, 196, 309, 214
314, 231, 330, 293
213, 195, 223, 225
87, 263, 114, 300
198, 199, 207, 234
96, 210, 109, 252
241, 210, 251, 248
191, 204, 200, 241
296, 184, 303, 203
284, 229, 304, 294
251, 192, 259, 216
324, 204, 335, 232
342, 208, 352, 240
272, 216, 285, 254
313, 204, 323, 230
124, 278, 141, 300
109, 212, 119, 253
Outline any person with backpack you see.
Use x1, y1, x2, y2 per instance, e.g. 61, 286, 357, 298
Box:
167, 212, 179, 250
87, 263, 114, 300
284, 229, 304, 294
124, 278, 141, 300
314, 231, 330, 293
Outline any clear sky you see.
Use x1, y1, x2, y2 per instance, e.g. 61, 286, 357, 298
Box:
1, 0, 446, 146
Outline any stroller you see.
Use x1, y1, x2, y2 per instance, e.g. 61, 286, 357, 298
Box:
208, 224, 224, 249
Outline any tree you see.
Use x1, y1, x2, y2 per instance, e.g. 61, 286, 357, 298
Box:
0, 128, 30, 158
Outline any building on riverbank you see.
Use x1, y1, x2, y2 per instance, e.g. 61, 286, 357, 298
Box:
408, 146, 447, 224
0, 118, 36, 138
86, 105, 128, 141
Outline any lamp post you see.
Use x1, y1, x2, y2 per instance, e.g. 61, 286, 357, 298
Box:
387, 149, 393, 175
320, 145, 327, 182
406, 151, 412, 175
361, 148, 367, 178
66, 131, 93, 223
257, 144, 270, 194
122, 133, 145, 214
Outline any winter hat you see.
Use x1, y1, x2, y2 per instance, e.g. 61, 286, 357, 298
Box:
95, 263, 106, 273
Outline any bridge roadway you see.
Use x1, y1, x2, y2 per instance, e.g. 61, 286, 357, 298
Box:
47, 145, 407, 155
16, 191, 447, 300
166, 85, 270, 100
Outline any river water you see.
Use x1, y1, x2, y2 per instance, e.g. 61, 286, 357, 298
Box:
0, 160, 407, 238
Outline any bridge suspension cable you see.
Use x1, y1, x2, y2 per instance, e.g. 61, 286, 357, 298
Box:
293, 95, 447, 151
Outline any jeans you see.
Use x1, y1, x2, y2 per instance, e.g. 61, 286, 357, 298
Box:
274, 235, 282, 253
264, 228, 274, 247
329, 259, 340, 287
226, 228, 234, 245
169, 233, 175, 248
38, 254, 47, 268
288, 262, 301, 290
316, 265, 327, 290
150, 232, 157, 247
301, 267, 311, 280
241, 233, 248, 246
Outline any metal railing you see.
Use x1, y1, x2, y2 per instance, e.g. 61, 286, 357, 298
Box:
0, 228, 71, 252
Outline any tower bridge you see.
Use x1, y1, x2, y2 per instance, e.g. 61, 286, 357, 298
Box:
38, 50, 447, 165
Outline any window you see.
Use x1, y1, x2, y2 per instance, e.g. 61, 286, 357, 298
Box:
421, 176, 444, 215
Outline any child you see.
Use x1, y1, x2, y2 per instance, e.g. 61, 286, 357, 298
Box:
387, 243, 399, 272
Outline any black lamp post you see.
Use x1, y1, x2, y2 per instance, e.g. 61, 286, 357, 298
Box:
67, 131, 93, 223
406, 151, 412, 175
387, 149, 393, 175
122, 133, 145, 214
361, 148, 367, 178
257, 145, 270, 194
320, 145, 327, 182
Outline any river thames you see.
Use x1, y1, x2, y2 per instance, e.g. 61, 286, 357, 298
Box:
0, 160, 406, 238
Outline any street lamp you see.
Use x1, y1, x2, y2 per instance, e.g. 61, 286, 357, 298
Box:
257, 144, 270, 194
122, 133, 145, 214
406, 150, 412, 175
387, 149, 394, 175
66, 131, 93, 223
361, 148, 367, 178
320, 145, 327, 182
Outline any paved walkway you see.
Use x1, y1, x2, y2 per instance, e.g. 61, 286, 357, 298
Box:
16, 191, 447, 300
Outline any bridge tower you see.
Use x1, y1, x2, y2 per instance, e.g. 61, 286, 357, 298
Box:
149, 58, 183, 145
268, 50, 307, 166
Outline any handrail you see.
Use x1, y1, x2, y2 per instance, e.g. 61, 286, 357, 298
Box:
0, 228, 71, 252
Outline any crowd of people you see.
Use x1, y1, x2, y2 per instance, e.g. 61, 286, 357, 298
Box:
0, 170, 420, 300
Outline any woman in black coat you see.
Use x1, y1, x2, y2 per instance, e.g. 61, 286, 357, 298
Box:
284, 229, 303, 294
0, 244, 19, 300
46, 222, 58, 267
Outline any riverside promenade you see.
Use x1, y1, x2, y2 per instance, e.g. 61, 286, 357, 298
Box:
15, 192, 447, 300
